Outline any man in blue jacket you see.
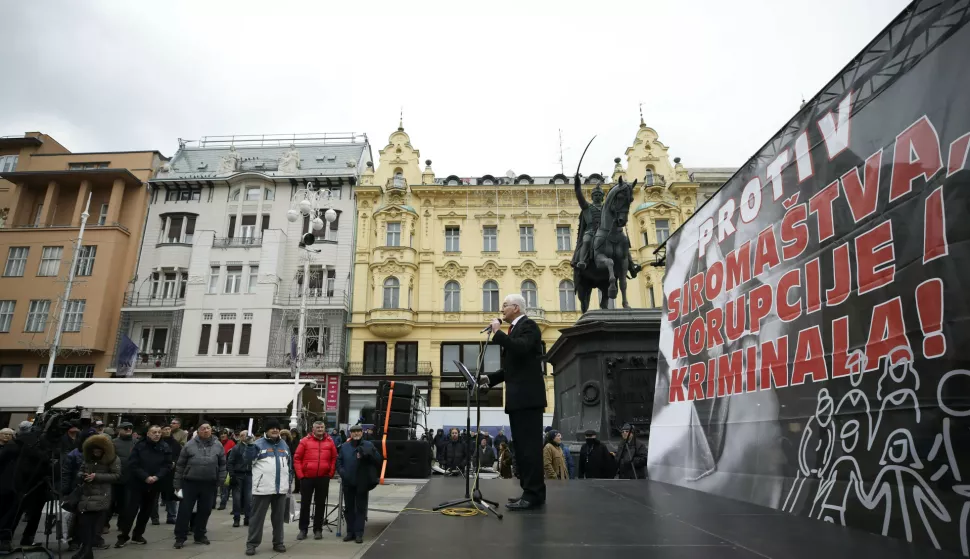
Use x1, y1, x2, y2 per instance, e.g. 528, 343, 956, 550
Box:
246, 418, 291, 556
336, 424, 382, 544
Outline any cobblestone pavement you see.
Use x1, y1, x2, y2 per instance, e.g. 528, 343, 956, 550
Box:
12, 483, 421, 559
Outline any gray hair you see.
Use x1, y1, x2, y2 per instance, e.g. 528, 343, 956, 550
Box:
18, 421, 32, 433
312, 421, 326, 428
503, 294, 527, 311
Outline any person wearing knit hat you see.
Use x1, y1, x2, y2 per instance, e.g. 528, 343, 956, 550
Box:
578, 429, 613, 479
616, 424, 648, 480
542, 430, 569, 480
336, 424, 381, 543
246, 418, 291, 555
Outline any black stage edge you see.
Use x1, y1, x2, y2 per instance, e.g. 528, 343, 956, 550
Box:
363, 477, 962, 559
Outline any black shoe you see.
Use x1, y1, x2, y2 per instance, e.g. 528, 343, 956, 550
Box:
94, 542, 111, 550
245, 547, 256, 556
151, 518, 160, 526
132, 536, 147, 545
343, 533, 356, 542
244, 518, 250, 526
115, 536, 129, 548
166, 517, 176, 525
355, 535, 363, 544
195, 536, 210, 545
233, 519, 240, 527
174, 539, 185, 549
217, 505, 226, 510
313, 530, 323, 540
0, 540, 12, 553
507, 496, 523, 503
506, 499, 543, 511
296, 530, 307, 540
273, 544, 286, 553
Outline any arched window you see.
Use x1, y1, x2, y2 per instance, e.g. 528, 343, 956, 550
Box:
645, 168, 655, 186
559, 280, 576, 311
383, 277, 400, 309
482, 280, 499, 312
521, 280, 538, 309
230, 188, 241, 201
444, 281, 461, 312
447, 178, 460, 186
393, 169, 404, 188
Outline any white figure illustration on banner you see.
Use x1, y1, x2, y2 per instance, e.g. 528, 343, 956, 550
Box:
932, 369, 970, 556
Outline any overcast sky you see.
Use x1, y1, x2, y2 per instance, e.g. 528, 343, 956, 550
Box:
1, 0, 908, 177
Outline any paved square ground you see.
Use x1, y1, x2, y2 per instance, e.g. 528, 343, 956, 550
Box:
11, 483, 420, 559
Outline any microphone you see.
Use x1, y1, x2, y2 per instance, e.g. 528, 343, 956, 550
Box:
480, 318, 502, 334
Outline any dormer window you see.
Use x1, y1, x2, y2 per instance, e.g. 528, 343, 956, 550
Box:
393, 170, 404, 188
645, 168, 655, 186
447, 179, 460, 186
230, 188, 240, 201
553, 178, 565, 185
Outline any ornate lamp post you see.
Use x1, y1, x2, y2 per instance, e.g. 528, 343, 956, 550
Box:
285, 182, 336, 431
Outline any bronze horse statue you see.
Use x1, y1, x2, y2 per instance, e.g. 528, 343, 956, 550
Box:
573, 174, 640, 312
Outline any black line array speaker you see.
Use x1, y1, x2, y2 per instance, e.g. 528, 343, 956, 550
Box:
383, 439, 432, 478
381, 426, 414, 441
379, 396, 417, 413
378, 381, 417, 399
375, 410, 415, 428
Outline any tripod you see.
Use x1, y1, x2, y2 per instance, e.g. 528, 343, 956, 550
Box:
433, 331, 503, 520
41, 458, 64, 559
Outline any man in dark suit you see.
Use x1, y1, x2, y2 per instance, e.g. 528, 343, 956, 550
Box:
480, 294, 547, 511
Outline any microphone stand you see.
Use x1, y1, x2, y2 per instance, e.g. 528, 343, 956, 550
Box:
433, 329, 503, 520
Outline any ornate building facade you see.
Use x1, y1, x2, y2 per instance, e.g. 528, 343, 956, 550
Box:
346, 119, 731, 417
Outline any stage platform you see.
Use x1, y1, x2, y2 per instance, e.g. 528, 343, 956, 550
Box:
363, 477, 958, 559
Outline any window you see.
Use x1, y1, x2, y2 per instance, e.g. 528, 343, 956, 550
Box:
483, 226, 497, 251
441, 343, 500, 376
393, 171, 404, 188
521, 280, 537, 309
178, 190, 200, 202
98, 204, 108, 226
363, 342, 387, 374
139, 327, 168, 354
655, 219, 670, 244
386, 222, 401, 246
642, 231, 649, 246
482, 280, 499, 312
445, 226, 460, 252
184, 216, 196, 243
0, 301, 14, 332
261, 215, 270, 235
383, 277, 400, 308
40, 364, 95, 379
162, 273, 179, 299
4, 247, 28, 277
198, 324, 211, 354
559, 280, 576, 311
0, 155, 18, 172
245, 187, 260, 201
645, 168, 655, 186
327, 269, 336, 297
165, 190, 178, 202
25, 300, 50, 332
225, 266, 242, 293
240, 215, 257, 241
0, 364, 23, 378
32, 204, 43, 226
557, 226, 571, 251
248, 265, 259, 293
216, 324, 235, 354
394, 342, 418, 373
208, 266, 220, 294
519, 225, 535, 251
444, 281, 461, 312
63, 300, 85, 332
264, 188, 275, 201
166, 216, 183, 243
230, 189, 241, 201
38, 246, 63, 277
239, 324, 252, 355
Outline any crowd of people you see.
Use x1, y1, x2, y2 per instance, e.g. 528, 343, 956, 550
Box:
0, 416, 382, 557
428, 422, 649, 482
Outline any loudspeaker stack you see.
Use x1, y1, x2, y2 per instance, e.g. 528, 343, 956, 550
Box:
375, 380, 432, 478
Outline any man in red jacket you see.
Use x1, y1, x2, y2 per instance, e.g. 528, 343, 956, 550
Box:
293, 421, 337, 540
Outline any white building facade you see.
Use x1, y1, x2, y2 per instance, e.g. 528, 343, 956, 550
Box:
109, 134, 371, 395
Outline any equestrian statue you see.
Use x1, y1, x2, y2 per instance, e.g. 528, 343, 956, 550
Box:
571, 138, 641, 312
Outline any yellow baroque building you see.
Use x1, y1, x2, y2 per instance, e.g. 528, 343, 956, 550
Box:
346, 120, 730, 414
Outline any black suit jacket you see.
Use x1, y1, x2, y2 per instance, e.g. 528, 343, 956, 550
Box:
486, 316, 547, 412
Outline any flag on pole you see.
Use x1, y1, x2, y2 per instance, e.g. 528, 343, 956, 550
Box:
116, 335, 138, 378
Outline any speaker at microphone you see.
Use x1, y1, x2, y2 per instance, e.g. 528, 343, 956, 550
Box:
479, 318, 502, 334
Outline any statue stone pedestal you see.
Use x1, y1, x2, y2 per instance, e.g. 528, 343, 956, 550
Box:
545, 308, 661, 446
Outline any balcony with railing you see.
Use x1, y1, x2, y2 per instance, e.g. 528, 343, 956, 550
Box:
273, 288, 350, 308
123, 294, 185, 308
4, 221, 131, 234
109, 352, 175, 370
267, 353, 344, 371
346, 361, 432, 376
213, 236, 262, 248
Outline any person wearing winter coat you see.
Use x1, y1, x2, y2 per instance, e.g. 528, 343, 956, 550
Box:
169, 418, 188, 446
173, 422, 226, 549
116, 425, 171, 548
159, 425, 181, 524
246, 418, 292, 556
578, 430, 614, 479
108, 423, 135, 531
293, 421, 337, 541
561, 442, 576, 479
442, 428, 466, 471
227, 431, 259, 528
497, 442, 514, 479
218, 430, 236, 510
474, 437, 496, 469
74, 434, 121, 559
493, 428, 509, 452
336, 424, 382, 544
615, 424, 648, 480
542, 430, 569, 480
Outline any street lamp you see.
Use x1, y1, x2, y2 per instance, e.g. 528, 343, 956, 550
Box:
286, 182, 337, 431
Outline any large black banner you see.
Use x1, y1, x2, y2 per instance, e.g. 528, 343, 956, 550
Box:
648, 1, 970, 555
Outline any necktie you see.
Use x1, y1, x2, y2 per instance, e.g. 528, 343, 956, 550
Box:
507, 324, 513, 335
